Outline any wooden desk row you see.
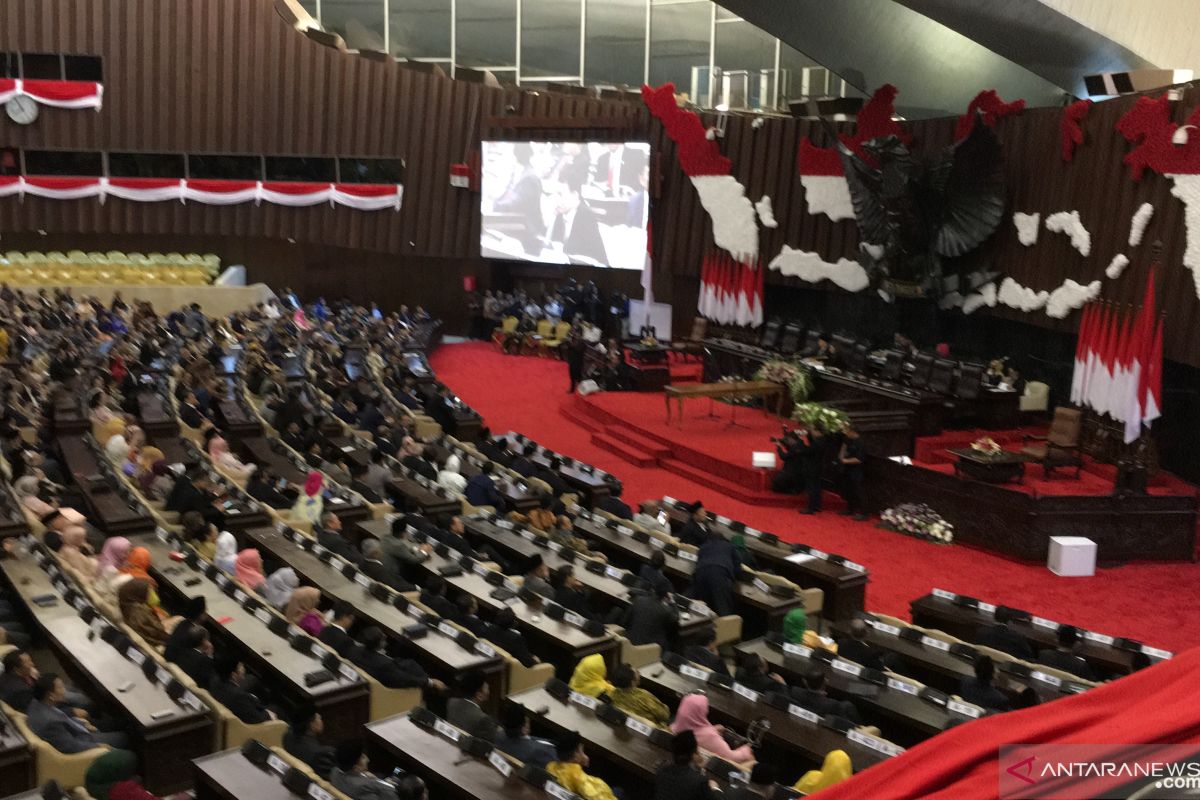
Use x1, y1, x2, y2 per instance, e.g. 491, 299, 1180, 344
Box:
148, 435, 272, 531
500, 433, 616, 506
54, 434, 157, 535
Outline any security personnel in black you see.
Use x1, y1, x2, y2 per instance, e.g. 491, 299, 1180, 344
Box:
837, 421, 867, 520
770, 427, 804, 494
799, 425, 827, 515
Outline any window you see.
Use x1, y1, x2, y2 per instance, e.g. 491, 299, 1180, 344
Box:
63, 55, 102, 82
585, 0, 646, 88
264, 156, 338, 182
648, 1, 711, 103
320, 0, 387, 51
713, 17, 775, 108
20, 53, 62, 79
456, 0, 517, 69
337, 157, 405, 184
389, 0, 452, 60
778, 43, 823, 104
520, 0, 581, 80
22, 150, 103, 176
108, 152, 186, 178
187, 155, 263, 181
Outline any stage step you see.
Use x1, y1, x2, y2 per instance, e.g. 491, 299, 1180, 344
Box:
558, 399, 607, 434
591, 433, 660, 467
604, 425, 672, 458
658, 456, 803, 508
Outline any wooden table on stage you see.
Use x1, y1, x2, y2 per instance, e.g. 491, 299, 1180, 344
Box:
663, 380, 784, 426
948, 448, 1029, 484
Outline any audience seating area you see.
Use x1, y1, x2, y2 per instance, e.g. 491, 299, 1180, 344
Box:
0, 251, 219, 286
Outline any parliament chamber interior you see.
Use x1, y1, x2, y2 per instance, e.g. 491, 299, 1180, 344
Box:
0, 1, 1199, 799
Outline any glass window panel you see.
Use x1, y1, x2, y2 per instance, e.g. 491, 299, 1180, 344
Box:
457, 0, 517, 68
264, 156, 337, 182
23, 151, 102, 176
21, 53, 62, 79
520, 0, 581, 79
108, 152, 185, 178
713, 19, 774, 108
188, 155, 262, 181
389, 0, 452, 59
320, 0, 387, 51
584, 0, 645, 88
778, 42, 821, 105
338, 157, 405, 184
648, 1, 710, 102
63, 55, 102, 82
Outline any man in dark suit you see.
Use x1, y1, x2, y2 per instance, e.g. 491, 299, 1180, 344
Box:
491, 142, 546, 256
380, 516, 430, 581
1036, 626, 1096, 681
958, 655, 1011, 711
595, 483, 632, 520
418, 577, 458, 620
509, 443, 538, 479
836, 618, 886, 671
638, 550, 672, 596
486, 607, 537, 668
351, 627, 442, 690
166, 624, 216, 689
446, 670, 499, 742
348, 461, 383, 504
678, 501, 710, 547
551, 158, 609, 266
533, 457, 568, 498
771, 428, 804, 494
210, 657, 273, 725
592, 143, 646, 198
495, 705, 556, 769
284, 707, 337, 779
654, 731, 721, 800
682, 628, 730, 677
27, 674, 128, 751
359, 538, 414, 592
619, 583, 679, 653
977, 607, 1035, 660
792, 668, 860, 723
316, 512, 362, 565
454, 595, 492, 638
474, 428, 507, 464
178, 391, 206, 429
798, 426, 827, 515
465, 462, 507, 510
165, 463, 220, 523
317, 601, 360, 660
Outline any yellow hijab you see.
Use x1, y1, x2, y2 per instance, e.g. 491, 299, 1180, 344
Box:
568, 654, 614, 698
795, 749, 853, 794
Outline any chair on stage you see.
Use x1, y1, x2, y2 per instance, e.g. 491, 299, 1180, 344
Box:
881, 350, 905, 383
1021, 407, 1084, 478
909, 353, 934, 388
779, 323, 804, 356
848, 343, 869, 375
492, 315, 518, 350
758, 318, 782, 351
1021, 381, 1050, 414
670, 316, 708, 361
927, 359, 956, 395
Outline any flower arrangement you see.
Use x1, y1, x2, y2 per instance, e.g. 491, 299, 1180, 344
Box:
879, 503, 954, 544
790, 402, 849, 434
970, 437, 1002, 457
753, 360, 813, 402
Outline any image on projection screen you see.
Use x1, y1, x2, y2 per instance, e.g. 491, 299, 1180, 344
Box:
480, 141, 650, 270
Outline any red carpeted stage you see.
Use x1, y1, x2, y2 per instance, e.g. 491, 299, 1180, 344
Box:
431, 343, 1200, 653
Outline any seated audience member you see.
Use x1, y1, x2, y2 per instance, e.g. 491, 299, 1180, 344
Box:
286, 587, 326, 636
474, 429, 508, 464
678, 501, 710, 547
363, 449, 392, 498
178, 391, 206, 429
208, 435, 256, 481
393, 775, 427, 800
569, 654, 614, 699
348, 461, 383, 503
446, 670, 499, 742
795, 750, 853, 794
285, 707, 336, 779
165, 463, 218, 522
522, 554, 554, 598
316, 511, 362, 564
654, 730, 721, 800
464, 461, 507, 510
609, 663, 670, 727
509, 443, 538, 478
551, 565, 596, 620
437, 454, 468, 493
836, 618, 884, 670
671, 693, 753, 764
163, 595, 207, 658
246, 467, 291, 509
0, 650, 93, 715
633, 501, 671, 535
57, 526, 97, 577
1037, 625, 1096, 681
595, 484, 632, 520
352, 626, 442, 691
264, 567, 299, 609
533, 457, 568, 497
958, 655, 1011, 712
487, 607, 537, 668
734, 652, 789, 695
290, 471, 326, 526
181, 513, 219, 560
417, 576, 457, 619
360, 538, 414, 591
401, 443, 438, 481
168, 624, 216, 689
118, 578, 169, 647
331, 741, 396, 800
317, 600, 359, 658
214, 531, 238, 574
782, 608, 836, 654
548, 730, 619, 800
496, 704, 556, 769
976, 607, 1035, 660
637, 550, 672, 596
381, 516, 430, 578
454, 595, 491, 638
793, 667, 859, 723
683, 628, 730, 677
84, 748, 161, 800
28, 673, 129, 751
234, 548, 267, 592
211, 655, 273, 724
620, 582, 678, 653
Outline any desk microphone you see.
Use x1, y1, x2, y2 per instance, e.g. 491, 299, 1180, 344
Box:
452, 756, 474, 767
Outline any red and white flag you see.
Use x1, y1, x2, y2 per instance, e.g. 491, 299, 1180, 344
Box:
1069, 303, 1094, 405
1142, 316, 1163, 427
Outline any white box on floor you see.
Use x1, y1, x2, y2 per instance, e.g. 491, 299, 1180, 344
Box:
751, 451, 776, 469
1047, 536, 1096, 577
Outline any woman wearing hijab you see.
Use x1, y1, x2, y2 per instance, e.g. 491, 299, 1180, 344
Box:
437, 454, 467, 493
794, 750, 853, 794
235, 548, 267, 591
568, 654, 614, 699
214, 531, 238, 574
208, 435, 256, 482
782, 608, 837, 654
285, 586, 324, 636
119, 578, 169, 647
57, 527, 97, 576
264, 567, 299, 608
140, 458, 173, 500
85, 749, 160, 800
95, 416, 126, 447
96, 536, 132, 580
670, 694, 755, 764
121, 547, 157, 587
290, 471, 325, 525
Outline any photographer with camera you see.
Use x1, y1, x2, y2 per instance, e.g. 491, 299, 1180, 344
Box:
770, 425, 803, 495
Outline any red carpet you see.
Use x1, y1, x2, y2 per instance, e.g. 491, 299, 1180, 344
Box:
432, 342, 1200, 654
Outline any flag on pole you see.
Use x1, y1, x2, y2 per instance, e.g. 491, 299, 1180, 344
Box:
1123, 267, 1157, 443
1070, 303, 1093, 405
1142, 315, 1163, 426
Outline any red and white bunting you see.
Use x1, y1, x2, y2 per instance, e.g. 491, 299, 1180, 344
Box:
698, 251, 762, 327
0, 176, 403, 211
0, 78, 103, 110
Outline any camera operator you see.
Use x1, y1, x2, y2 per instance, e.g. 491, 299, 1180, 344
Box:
770, 426, 804, 494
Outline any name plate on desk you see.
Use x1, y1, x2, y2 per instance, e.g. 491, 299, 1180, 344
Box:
731, 683, 760, 702
616, 526, 633, 537
475, 641, 496, 658
871, 622, 901, 637
604, 566, 623, 581
842, 560, 866, 573
312, 545, 328, 558
680, 665, 710, 682
977, 602, 997, 613
233, 589, 249, 604
433, 719, 461, 741
831, 660, 862, 677
677, 550, 698, 563
487, 750, 513, 777
788, 704, 820, 724
155, 666, 172, 685
520, 530, 537, 542
338, 664, 359, 683
807, 548, 828, 560
625, 717, 653, 736
886, 678, 919, 695
569, 691, 599, 710
650, 538, 666, 550
931, 588, 955, 601
1142, 646, 1172, 659
1082, 631, 1115, 646
254, 608, 272, 625
752, 578, 770, 594
782, 642, 813, 659
127, 649, 146, 666
547, 541, 563, 554
267, 753, 289, 774
308, 784, 334, 800
1031, 671, 1062, 687
946, 700, 981, 718
545, 782, 575, 800
354, 573, 372, 588
181, 692, 203, 711
437, 622, 459, 639
496, 520, 514, 530
563, 611, 587, 628
1030, 616, 1057, 630
847, 729, 904, 756
921, 636, 951, 651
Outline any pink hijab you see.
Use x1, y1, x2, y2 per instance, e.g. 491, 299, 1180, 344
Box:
96, 536, 131, 577
670, 694, 754, 763
234, 548, 265, 590
304, 471, 323, 497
